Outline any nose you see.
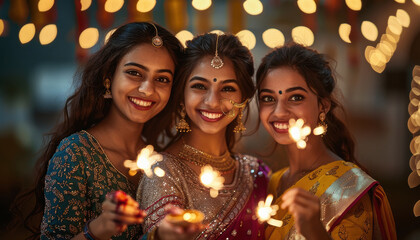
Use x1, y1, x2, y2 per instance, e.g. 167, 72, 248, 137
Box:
138, 79, 154, 97
203, 89, 221, 109
272, 100, 289, 117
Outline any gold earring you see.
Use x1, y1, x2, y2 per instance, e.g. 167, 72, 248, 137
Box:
233, 107, 246, 133
176, 104, 191, 133
103, 78, 112, 99
313, 112, 328, 137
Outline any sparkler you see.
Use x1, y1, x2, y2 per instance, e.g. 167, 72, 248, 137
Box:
124, 145, 164, 178
200, 165, 225, 198
288, 118, 311, 149
256, 194, 283, 227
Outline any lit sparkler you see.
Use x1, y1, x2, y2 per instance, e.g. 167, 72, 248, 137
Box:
288, 118, 311, 149
200, 165, 225, 198
124, 145, 164, 178
256, 194, 283, 227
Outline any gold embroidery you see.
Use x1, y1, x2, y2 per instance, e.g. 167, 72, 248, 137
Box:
338, 224, 348, 240
325, 166, 339, 176
308, 169, 322, 180
353, 201, 364, 218
309, 181, 320, 195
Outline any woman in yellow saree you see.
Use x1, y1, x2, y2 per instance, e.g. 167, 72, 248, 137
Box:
256, 43, 397, 240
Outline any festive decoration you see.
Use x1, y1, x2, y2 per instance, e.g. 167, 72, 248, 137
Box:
256, 194, 283, 227
200, 165, 225, 198
124, 145, 164, 178
288, 118, 311, 149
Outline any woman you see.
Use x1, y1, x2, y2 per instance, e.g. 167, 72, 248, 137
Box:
257, 43, 396, 239
137, 33, 269, 240
11, 22, 183, 239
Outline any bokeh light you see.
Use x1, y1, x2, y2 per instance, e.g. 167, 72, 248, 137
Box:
243, 0, 263, 15
104, 0, 124, 13
176, 30, 194, 47
79, 27, 99, 49
262, 28, 285, 48
345, 0, 362, 11
210, 29, 224, 35
38, 0, 55, 12
388, 16, 403, 35
394, 0, 405, 3
0, 19, 5, 36
80, 0, 92, 11
19, 23, 36, 44
192, 0, 212, 11
338, 23, 352, 43
39, 24, 57, 45
291, 26, 314, 46
236, 29, 256, 50
297, 0, 316, 14
137, 0, 156, 13
396, 9, 410, 28
105, 28, 117, 44
361, 21, 378, 42
414, 0, 420, 6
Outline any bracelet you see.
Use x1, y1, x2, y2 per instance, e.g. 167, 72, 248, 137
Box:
83, 219, 99, 240
147, 227, 158, 240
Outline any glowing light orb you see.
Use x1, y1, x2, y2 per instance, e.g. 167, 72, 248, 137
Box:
38, 0, 54, 12
137, 0, 156, 13
361, 21, 378, 42
192, 0, 212, 11
154, 167, 166, 177
0, 19, 5, 36
394, 0, 405, 3
338, 23, 352, 43
243, 0, 263, 15
291, 26, 314, 47
79, 27, 99, 49
388, 16, 403, 35
288, 118, 311, 149
39, 24, 57, 45
262, 28, 285, 48
297, 0, 317, 14
256, 194, 283, 227
105, 0, 124, 13
210, 30, 224, 35
81, 0, 92, 11
414, 0, 420, 6
200, 165, 225, 198
176, 30, 194, 48
236, 29, 256, 50
19, 23, 36, 44
124, 145, 164, 177
396, 9, 410, 28
345, 0, 362, 11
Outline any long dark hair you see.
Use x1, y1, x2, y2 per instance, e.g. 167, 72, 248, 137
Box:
169, 33, 255, 151
256, 43, 358, 164
9, 21, 183, 239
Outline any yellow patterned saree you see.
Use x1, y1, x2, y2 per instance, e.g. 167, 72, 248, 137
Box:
265, 160, 396, 240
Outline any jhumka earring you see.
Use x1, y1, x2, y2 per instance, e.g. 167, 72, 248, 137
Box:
103, 78, 112, 99
150, 22, 163, 48
210, 34, 224, 69
233, 107, 246, 133
176, 104, 191, 133
313, 112, 328, 137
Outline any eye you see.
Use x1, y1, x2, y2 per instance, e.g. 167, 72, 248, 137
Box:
260, 95, 275, 103
222, 86, 237, 92
126, 70, 143, 78
289, 94, 304, 102
191, 83, 206, 90
156, 76, 171, 83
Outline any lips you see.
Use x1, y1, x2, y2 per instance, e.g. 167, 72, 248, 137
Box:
129, 96, 155, 110
199, 110, 224, 122
272, 121, 289, 133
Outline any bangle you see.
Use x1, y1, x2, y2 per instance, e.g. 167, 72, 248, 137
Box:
147, 227, 158, 240
83, 219, 99, 240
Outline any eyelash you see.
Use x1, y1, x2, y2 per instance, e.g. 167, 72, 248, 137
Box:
260, 95, 275, 103
222, 86, 237, 92
126, 70, 143, 78
156, 77, 171, 83
191, 83, 206, 90
290, 94, 304, 101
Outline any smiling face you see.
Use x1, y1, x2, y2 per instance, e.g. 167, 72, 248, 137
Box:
184, 56, 242, 135
258, 67, 324, 145
109, 43, 175, 124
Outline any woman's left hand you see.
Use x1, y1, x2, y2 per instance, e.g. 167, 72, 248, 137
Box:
281, 188, 330, 240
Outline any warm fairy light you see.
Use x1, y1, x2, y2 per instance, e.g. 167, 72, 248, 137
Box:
38, 0, 54, 12
313, 125, 326, 136
394, 0, 405, 3
236, 29, 256, 50
413, 0, 420, 6
297, 0, 317, 14
345, 0, 362, 11
0, 19, 5, 36
39, 24, 57, 45
243, 0, 263, 15
256, 194, 283, 227
200, 165, 225, 198
291, 26, 314, 47
19, 23, 36, 44
80, 0, 92, 11
154, 167, 166, 177
396, 9, 410, 28
210, 30, 224, 35
104, 0, 124, 13
176, 30, 194, 48
104, 28, 117, 44
288, 118, 311, 149
338, 23, 352, 43
137, 0, 156, 13
124, 145, 164, 177
388, 16, 403, 35
192, 0, 212, 11
361, 21, 378, 42
262, 28, 285, 48
79, 27, 99, 49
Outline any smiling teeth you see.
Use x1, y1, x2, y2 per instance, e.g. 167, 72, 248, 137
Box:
201, 111, 223, 119
274, 122, 288, 130
130, 97, 152, 107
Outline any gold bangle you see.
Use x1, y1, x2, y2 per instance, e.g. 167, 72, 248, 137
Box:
148, 227, 158, 240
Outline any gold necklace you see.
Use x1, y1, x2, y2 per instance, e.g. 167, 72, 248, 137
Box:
177, 141, 236, 174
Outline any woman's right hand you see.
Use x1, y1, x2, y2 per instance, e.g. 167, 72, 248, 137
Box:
88, 190, 146, 240
155, 205, 205, 240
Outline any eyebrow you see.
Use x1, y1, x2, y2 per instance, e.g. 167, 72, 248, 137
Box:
258, 86, 308, 94
189, 76, 238, 84
124, 62, 174, 76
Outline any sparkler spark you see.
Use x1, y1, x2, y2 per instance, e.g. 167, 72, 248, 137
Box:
200, 165, 225, 198
256, 194, 283, 227
124, 145, 164, 178
288, 118, 311, 149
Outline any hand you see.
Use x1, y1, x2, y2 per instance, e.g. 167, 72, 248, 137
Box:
156, 205, 206, 240
89, 190, 146, 240
281, 188, 330, 240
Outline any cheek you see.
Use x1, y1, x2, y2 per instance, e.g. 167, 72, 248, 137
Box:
157, 86, 172, 103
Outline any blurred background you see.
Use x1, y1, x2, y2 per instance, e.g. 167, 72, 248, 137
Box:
1, 0, 420, 239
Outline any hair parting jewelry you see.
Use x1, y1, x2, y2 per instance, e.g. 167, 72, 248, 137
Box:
210, 34, 224, 69
150, 22, 163, 48
103, 78, 112, 99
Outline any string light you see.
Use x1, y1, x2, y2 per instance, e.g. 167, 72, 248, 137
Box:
38, 0, 55, 12
137, 0, 156, 13
297, 0, 316, 14
262, 28, 285, 48
19, 23, 36, 44
104, 0, 124, 13
80, 0, 92, 11
79, 27, 99, 49
39, 24, 57, 45
243, 0, 263, 15
361, 21, 378, 42
345, 0, 362, 11
338, 23, 352, 43
396, 9, 410, 28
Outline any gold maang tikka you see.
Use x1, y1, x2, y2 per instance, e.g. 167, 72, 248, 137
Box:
211, 34, 224, 69
150, 22, 163, 48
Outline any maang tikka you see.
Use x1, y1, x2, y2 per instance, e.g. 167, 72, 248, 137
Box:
211, 34, 224, 69
150, 22, 163, 48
